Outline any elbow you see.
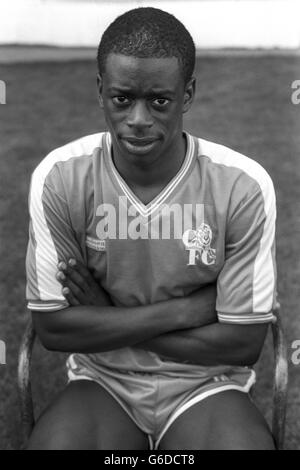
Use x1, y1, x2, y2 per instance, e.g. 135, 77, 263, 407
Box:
239, 340, 264, 366
35, 326, 61, 352
32, 312, 65, 352
242, 349, 261, 367
41, 335, 61, 352
225, 323, 268, 367
219, 341, 263, 367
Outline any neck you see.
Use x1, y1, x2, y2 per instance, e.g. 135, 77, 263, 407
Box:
111, 132, 187, 189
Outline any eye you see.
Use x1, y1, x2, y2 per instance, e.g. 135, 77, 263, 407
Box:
112, 96, 131, 106
152, 98, 170, 109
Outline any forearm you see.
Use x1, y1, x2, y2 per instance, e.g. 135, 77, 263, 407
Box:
33, 296, 195, 353
34, 281, 218, 354
137, 322, 269, 366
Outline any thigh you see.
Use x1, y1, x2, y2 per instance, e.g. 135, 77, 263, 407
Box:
159, 390, 275, 450
27, 380, 149, 450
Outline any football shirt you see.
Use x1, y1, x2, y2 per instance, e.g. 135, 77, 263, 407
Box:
26, 131, 276, 375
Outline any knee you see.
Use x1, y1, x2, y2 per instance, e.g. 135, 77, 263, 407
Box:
26, 422, 84, 450
26, 431, 75, 450
208, 422, 276, 450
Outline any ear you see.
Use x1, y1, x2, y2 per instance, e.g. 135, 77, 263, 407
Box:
182, 77, 196, 114
97, 73, 104, 108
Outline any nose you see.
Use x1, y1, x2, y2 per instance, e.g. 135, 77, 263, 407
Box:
127, 100, 153, 130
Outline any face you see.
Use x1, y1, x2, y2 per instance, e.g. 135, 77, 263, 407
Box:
97, 53, 195, 165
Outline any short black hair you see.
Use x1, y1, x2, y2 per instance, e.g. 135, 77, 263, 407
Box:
97, 7, 195, 85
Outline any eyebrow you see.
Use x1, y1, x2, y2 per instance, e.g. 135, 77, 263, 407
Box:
108, 87, 176, 97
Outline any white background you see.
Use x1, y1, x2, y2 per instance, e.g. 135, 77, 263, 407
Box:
0, 0, 299, 49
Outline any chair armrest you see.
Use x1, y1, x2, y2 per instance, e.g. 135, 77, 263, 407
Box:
18, 316, 36, 447
271, 303, 289, 450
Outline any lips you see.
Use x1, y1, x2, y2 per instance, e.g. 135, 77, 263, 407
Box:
123, 137, 157, 146
121, 136, 159, 155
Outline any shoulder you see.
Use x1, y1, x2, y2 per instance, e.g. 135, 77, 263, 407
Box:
32, 132, 105, 183
197, 137, 274, 192
29, 132, 106, 208
195, 136, 275, 209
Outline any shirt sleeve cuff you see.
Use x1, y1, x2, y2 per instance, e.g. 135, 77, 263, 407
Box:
217, 312, 276, 325
27, 300, 69, 312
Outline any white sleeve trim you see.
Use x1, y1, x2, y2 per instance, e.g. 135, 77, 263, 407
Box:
28, 301, 69, 312
218, 312, 275, 324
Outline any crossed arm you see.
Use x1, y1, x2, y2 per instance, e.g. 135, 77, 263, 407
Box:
32, 259, 268, 367
135, 322, 268, 366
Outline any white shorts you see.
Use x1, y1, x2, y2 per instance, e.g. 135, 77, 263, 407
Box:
67, 354, 256, 450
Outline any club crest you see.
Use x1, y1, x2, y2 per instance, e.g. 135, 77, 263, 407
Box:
182, 223, 216, 266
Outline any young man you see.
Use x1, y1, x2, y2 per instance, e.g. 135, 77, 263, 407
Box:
26, 8, 276, 450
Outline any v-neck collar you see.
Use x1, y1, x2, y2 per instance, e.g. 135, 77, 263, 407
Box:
103, 131, 196, 218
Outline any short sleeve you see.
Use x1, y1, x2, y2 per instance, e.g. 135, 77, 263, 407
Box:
216, 173, 277, 324
26, 167, 84, 312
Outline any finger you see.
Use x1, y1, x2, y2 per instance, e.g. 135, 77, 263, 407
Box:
57, 261, 67, 272
56, 270, 87, 301
56, 270, 67, 284
57, 263, 91, 295
62, 286, 80, 306
65, 264, 92, 295
68, 259, 96, 287
70, 260, 112, 303
63, 276, 92, 305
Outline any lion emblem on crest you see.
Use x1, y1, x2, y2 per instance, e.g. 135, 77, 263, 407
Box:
182, 223, 216, 266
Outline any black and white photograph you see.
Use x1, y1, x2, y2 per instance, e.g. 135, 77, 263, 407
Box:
0, 0, 299, 452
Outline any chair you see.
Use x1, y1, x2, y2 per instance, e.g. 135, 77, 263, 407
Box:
17, 303, 289, 449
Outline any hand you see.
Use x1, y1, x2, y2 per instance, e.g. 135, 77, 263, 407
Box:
56, 258, 113, 307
